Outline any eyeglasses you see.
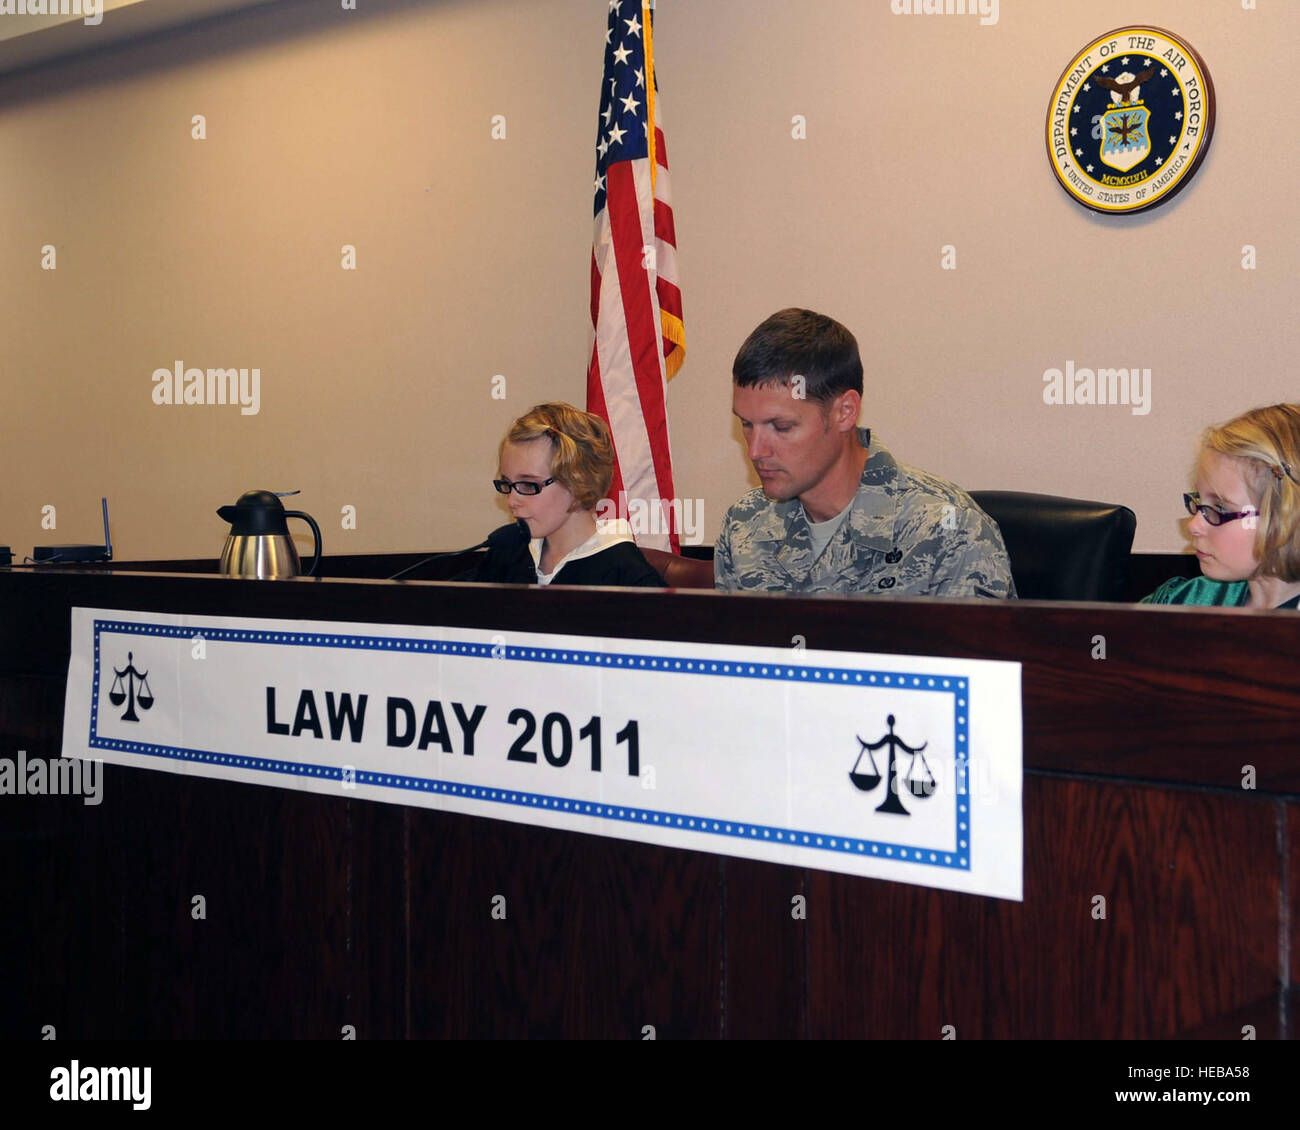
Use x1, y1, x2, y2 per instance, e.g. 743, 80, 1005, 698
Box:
493, 477, 555, 496
1183, 492, 1257, 527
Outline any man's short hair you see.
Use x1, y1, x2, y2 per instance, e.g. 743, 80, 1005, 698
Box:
732, 308, 864, 404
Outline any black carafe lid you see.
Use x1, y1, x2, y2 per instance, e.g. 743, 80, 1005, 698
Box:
216, 490, 291, 536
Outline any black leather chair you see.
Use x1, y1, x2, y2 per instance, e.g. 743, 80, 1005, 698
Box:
969, 491, 1136, 602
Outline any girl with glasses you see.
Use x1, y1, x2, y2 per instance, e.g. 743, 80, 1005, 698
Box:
468, 402, 665, 587
1143, 403, 1300, 609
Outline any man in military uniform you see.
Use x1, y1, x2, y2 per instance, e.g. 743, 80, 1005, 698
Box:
714, 308, 1015, 598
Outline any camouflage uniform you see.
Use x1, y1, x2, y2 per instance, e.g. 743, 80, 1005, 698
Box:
714, 430, 1015, 598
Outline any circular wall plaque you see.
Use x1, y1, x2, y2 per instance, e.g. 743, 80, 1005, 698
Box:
1046, 26, 1215, 215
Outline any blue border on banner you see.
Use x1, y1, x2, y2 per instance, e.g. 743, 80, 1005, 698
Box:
88, 619, 973, 871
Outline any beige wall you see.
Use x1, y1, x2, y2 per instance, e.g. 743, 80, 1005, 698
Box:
1, 0, 1294, 561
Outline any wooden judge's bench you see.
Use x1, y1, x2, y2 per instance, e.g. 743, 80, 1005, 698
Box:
1, 554, 1297, 1040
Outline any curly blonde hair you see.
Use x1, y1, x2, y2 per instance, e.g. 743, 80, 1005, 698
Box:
1201, 403, 1300, 581
502, 402, 614, 511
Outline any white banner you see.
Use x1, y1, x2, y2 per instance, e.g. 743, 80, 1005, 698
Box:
62, 608, 1023, 899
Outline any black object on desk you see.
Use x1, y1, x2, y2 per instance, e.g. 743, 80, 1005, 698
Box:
31, 497, 112, 564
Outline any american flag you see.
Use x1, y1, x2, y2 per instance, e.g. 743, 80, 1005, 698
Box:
586, 0, 685, 552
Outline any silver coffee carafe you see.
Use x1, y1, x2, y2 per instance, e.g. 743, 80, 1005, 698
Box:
216, 490, 322, 579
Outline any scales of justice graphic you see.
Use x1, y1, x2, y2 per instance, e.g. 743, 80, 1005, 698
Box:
108, 651, 154, 722
850, 714, 935, 816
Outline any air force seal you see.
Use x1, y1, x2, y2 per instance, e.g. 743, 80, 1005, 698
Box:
1046, 27, 1214, 214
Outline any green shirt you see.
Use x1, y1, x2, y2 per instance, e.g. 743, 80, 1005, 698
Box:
1142, 575, 1300, 609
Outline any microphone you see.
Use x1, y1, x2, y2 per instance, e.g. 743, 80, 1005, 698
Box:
387, 519, 530, 581
487, 518, 533, 552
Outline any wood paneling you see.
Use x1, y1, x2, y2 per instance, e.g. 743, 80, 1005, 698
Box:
1, 564, 1295, 1038
112, 769, 352, 1038
406, 812, 721, 1039
807, 779, 1279, 1039
1287, 802, 1300, 1040
7, 567, 1298, 791
722, 859, 807, 1038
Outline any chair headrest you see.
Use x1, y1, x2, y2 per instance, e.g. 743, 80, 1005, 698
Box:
969, 491, 1137, 601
